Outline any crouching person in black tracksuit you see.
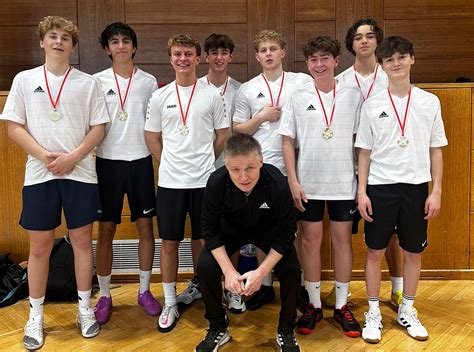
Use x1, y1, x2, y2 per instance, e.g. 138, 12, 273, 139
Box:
195, 133, 301, 352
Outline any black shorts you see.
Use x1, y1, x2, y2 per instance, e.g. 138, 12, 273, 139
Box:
156, 187, 204, 241
364, 183, 428, 253
297, 199, 356, 222
96, 156, 156, 224
20, 179, 102, 231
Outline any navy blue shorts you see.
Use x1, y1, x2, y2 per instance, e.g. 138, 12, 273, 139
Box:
20, 179, 102, 231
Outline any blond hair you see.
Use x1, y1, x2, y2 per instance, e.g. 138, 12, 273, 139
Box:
38, 16, 79, 47
253, 30, 286, 51
167, 34, 201, 56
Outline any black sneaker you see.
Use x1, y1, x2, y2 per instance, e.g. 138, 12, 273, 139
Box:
298, 286, 309, 313
195, 326, 230, 352
334, 305, 361, 337
276, 329, 300, 352
246, 285, 275, 311
296, 304, 323, 335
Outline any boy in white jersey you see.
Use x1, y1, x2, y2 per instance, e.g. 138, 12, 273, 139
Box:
1, 16, 109, 349
356, 36, 447, 343
279, 36, 363, 338
332, 18, 405, 310
145, 34, 230, 333
93, 22, 162, 325
233, 29, 312, 312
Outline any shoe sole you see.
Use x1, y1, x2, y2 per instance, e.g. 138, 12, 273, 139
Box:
158, 318, 179, 333
363, 336, 381, 344
77, 324, 100, 338
397, 319, 428, 341
334, 317, 361, 338
194, 333, 230, 352
228, 307, 246, 314
297, 327, 314, 335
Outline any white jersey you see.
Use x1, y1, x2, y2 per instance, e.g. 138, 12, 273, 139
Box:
145, 80, 229, 188
355, 86, 448, 185
199, 75, 241, 169
279, 80, 363, 200
233, 71, 313, 174
1, 66, 110, 186
337, 64, 388, 101
94, 67, 157, 161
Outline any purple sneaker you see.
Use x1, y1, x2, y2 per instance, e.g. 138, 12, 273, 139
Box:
94, 296, 113, 324
138, 290, 162, 316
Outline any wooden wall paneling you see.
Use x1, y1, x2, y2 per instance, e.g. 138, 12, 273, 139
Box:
470, 213, 474, 269
420, 87, 471, 269
132, 24, 248, 64
334, 0, 383, 74
384, 0, 474, 19
295, 0, 335, 22
471, 90, 474, 149
247, 0, 295, 78
410, 59, 474, 84
125, 0, 247, 24
77, 0, 126, 75
0, 0, 77, 25
294, 21, 336, 63
384, 19, 474, 59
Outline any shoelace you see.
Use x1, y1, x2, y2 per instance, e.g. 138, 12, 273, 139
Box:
341, 307, 355, 323
25, 319, 43, 336
230, 292, 241, 302
406, 307, 422, 325
364, 312, 382, 328
184, 280, 198, 294
161, 305, 179, 321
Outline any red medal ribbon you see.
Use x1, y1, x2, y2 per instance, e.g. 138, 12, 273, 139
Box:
388, 87, 412, 137
261, 72, 285, 106
206, 75, 228, 95
175, 81, 197, 126
314, 82, 336, 128
43, 65, 72, 111
354, 64, 378, 101
113, 67, 134, 111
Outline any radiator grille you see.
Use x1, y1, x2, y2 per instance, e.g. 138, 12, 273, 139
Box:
92, 239, 193, 274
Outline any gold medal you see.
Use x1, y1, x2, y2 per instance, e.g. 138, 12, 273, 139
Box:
178, 124, 189, 136
397, 135, 409, 148
49, 110, 61, 122
117, 110, 128, 121
322, 127, 334, 140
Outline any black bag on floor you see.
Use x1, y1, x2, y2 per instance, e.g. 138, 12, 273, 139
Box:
0, 253, 28, 308
46, 236, 77, 301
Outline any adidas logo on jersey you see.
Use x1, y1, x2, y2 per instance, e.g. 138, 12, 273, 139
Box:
378, 111, 389, 118
306, 104, 316, 111
106, 89, 116, 95
259, 202, 270, 209
167, 104, 177, 109
256, 92, 265, 98
34, 86, 45, 93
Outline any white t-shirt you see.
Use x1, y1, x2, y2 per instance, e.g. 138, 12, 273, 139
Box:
279, 80, 363, 199
355, 86, 448, 185
145, 80, 229, 188
1, 66, 110, 186
233, 71, 313, 174
94, 67, 157, 161
337, 64, 388, 101
199, 75, 241, 169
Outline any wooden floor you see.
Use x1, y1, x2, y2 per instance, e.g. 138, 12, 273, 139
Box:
0, 281, 472, 351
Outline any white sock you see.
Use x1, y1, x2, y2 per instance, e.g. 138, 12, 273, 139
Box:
391, 276, 403, 293
300, 271, 305, 286
29, 296, 45, 320
78, 289, 92, 314
97, 274, 111, 297
368, 296, 380, 314
335, 281, 349, 309
401, 293, 415, 310
262, 272, 272, 287
139, 270, 151, 294
163, 282, 177, 306
305, 281, 321, 308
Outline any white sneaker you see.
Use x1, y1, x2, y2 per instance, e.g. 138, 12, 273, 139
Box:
397, 305, 428, 341
177, 278, 202, 306
223, 289, 246, 314
77, 308, 100, 338
23, 315, 44, 350
362, 311, 383, 343
158, 304, 179, 333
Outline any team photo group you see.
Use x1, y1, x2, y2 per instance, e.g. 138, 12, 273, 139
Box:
1, 14, 447, 352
